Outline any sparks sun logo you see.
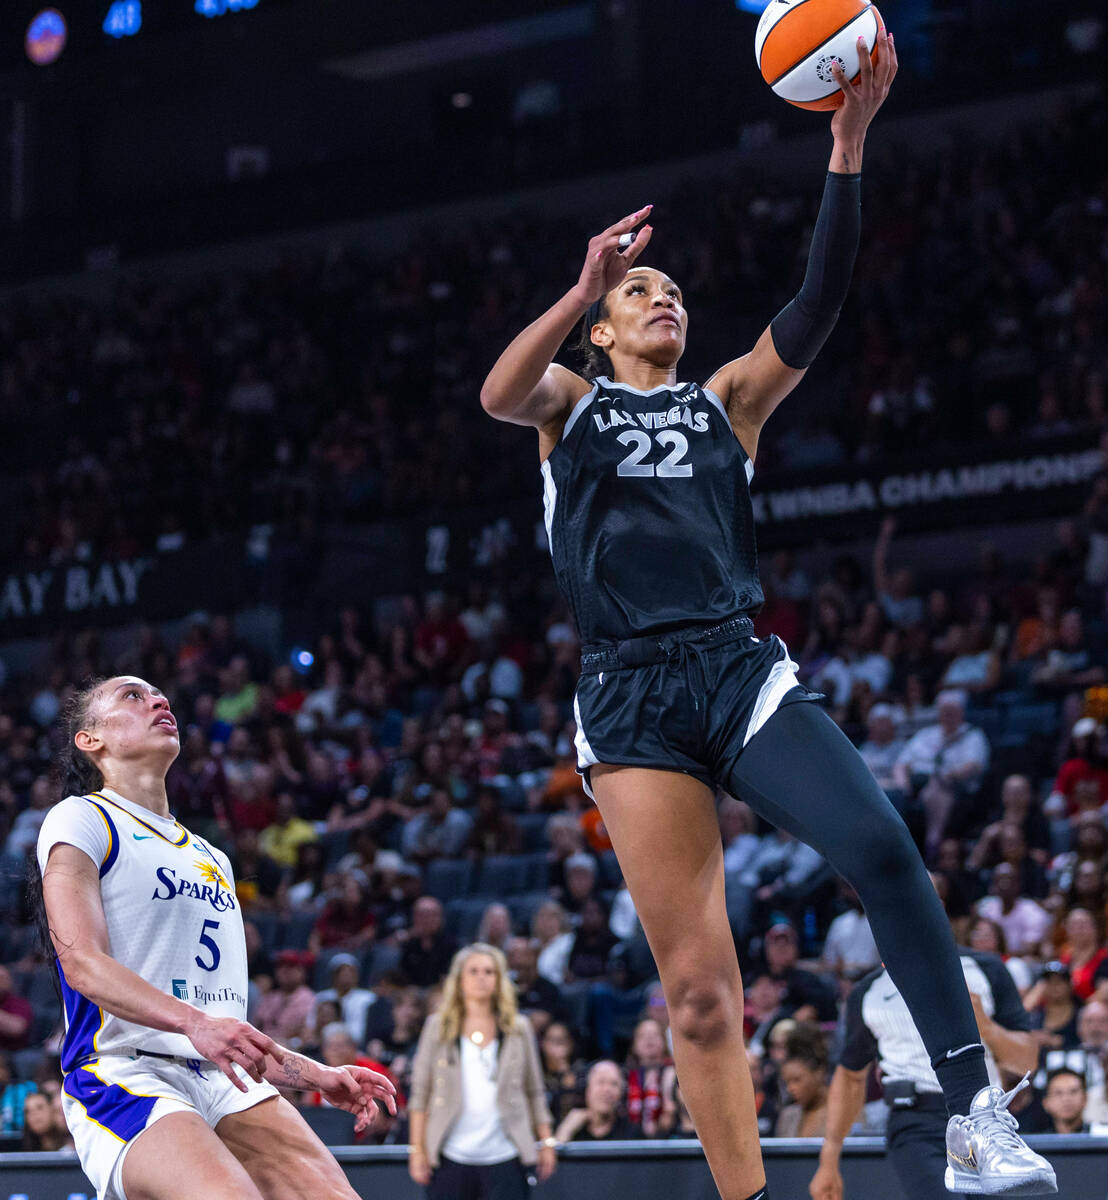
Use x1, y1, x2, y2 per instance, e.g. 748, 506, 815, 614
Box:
195, 859, 230, 891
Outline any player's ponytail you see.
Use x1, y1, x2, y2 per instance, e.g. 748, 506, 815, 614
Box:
60, 678, 107, 800
576, 297, 613, 381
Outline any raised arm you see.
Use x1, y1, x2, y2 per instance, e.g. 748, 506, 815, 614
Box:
707, 30, 897, 460
479, 206, 654, 433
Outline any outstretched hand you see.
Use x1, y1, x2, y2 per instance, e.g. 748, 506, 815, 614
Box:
573, 207, 654, 308
830, 29, 898, 145
185, 1013, 277, 1093
318, 1063, 399, 1133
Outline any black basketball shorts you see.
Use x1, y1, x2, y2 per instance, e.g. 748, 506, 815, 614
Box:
573, 618, 821, 798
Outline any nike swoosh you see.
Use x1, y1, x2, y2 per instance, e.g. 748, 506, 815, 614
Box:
883, 992, 898, 1001
133, 834, 154, 841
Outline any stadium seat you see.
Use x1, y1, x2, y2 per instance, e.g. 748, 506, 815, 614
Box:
364, 941, 401, 984
476, 854, 531, 896
248, 910, 280, 954
298, 1106, 358, 1145
278, 910, 318, 951
507, 890, 551, 931
425, 858, 474, 902
1005, 703, 1060, 737
444, 897, 489, 942
516, 814, 549, 852
598, 850, 622, 888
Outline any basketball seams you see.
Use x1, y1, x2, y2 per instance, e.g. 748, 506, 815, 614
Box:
754, 0, 826, 63
760, 1, 875, 89
767, 2, 874, 87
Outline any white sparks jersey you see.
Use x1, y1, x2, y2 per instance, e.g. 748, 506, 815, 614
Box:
37, 789, 248, 1071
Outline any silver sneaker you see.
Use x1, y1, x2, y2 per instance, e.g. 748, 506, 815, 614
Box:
945, 1075, 1057, 1195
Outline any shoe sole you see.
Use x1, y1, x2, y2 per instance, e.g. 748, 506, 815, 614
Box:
944, 1165, 1058, 1195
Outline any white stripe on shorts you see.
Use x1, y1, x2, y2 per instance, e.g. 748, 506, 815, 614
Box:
743, 636, 803, 747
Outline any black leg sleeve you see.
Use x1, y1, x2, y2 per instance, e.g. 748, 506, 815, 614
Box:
720, 702, 986, 1080
769, 171, 861, 369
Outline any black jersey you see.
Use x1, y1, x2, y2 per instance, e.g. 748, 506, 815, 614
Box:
540, 375, 763, 644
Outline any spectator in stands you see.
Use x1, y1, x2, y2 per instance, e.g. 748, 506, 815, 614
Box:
544, 814, 586, 888
475, 903, 513, 952
0, 967, 31, 1053
215, 655, 260, 724
556, 852, 601, 915
1063, 860, 1108, 931
401, 787, 473, 865
893, 689, 990, 856
873, 517, 923, 629
539, 1022, 586, 1125
938, 623, 1002, 697
969, 774, 1052, 870
1032, 610, 1106, 693
311, 953, 390, 1046
1078, 1000, 1108, 1124
554, 1060, 640, 1142
466, 786, 521, 859
976, 863, 1052, 957
474, 699, 526, 781
285, 840, 330, 911
820, 882, 880, 985
719, 796, 759, 878
774, 1027, 830, 1138
1047, 717, 1108, 815
565, 897, 616, 984
1058, 908, 1108, 1002
625, 1017, 671, 1137
304, 1024, 397, 1141
507, 937, 563, 1027
229, 826, 284, 911
21, 1090, 74, 1152
531, 901, 574, 986
400, 896, 456, 988
736, 831, 828, 939
254, 949, 316, 1048
1041, 1067, 1091, 1134
4, 776, 53, 859
857, 703, 906, 792
259, 791, 319, 870
759, 920, 838, 1025
0, 1051, 36, 1134
1025, 962, 1081, 1054
408, 943, 556, 1195
309, 874, 376, 953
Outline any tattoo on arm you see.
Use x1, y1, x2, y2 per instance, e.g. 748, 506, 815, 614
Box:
277, 1053, 308, 1087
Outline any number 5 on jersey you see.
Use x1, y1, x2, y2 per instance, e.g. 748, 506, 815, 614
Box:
616, 430, 693, 478
195, 919, 221, 972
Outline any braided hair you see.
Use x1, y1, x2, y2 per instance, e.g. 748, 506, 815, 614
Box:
60, 678, 108, 800
27, 677, 107, 975
575, 297, 613, 382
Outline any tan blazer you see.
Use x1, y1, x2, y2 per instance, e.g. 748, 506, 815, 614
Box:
409, 1012, 553, 1167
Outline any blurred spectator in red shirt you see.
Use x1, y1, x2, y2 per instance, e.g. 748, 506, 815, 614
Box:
1048, 718, 1108, 816
0, 967, 32, 1052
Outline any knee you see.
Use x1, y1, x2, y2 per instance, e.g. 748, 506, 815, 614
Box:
668, 974, 741, 1050
842, 807, 920, 885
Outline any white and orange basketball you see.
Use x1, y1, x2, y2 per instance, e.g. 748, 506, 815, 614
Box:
755, 0, 884, 111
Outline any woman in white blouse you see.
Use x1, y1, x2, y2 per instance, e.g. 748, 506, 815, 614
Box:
408, 943, 556, 1198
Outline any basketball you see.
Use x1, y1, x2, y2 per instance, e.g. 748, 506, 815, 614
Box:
755, 0, 884, 111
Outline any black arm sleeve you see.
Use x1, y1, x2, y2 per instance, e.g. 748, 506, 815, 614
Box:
838, 971, 880, 1071
968, 950, 1032, 1032
769, 171, 862, 370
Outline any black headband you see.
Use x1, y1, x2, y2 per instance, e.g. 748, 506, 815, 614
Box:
584, 298, 604, 331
